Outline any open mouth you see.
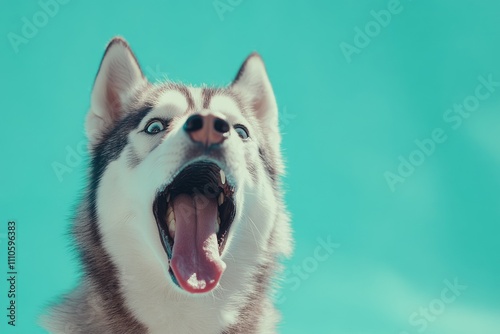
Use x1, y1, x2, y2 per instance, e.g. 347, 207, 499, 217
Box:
153, 161, 235, 293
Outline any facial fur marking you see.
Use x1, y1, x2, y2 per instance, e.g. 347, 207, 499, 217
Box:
174, 84, 195, 110
258, 147, 277, 182
247, 161, 258, 183
147, 134, 167, 154
127, 146, 141, 168
202, 87, 218, 109
91, 107, 152, 181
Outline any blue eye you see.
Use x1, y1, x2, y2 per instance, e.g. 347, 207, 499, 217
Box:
145, 120, 166, 134
234, 124, 249, 139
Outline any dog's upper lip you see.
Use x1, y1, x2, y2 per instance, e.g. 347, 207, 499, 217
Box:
159, 157, 232, 193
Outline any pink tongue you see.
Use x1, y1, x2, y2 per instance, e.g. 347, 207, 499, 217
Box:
170, 194, 226, 293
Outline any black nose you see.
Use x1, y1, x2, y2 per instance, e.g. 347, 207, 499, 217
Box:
183, 114, 204, 132
183, 114, 230, 134
183, 114, 230, 146
214, 118, 230, 133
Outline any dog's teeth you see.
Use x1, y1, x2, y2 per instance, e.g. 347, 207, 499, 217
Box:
168, 211, 175, 222
167, 205, 174, 220
169, 219, 176, 230
218, 193, 224, 205
220, 170, 226, 185
216, 217, 220, 233
167, 200, 176, 238
217, 216, 221, 225
168, 219, 176, 237
166, 193, 171, 202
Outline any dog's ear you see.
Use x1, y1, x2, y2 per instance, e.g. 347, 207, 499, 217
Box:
86, 37, 146, 145
231, 53, 280, 144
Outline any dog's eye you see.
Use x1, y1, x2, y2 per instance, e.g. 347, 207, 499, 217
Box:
145, 120, 166, 134
234, 124, 249, 139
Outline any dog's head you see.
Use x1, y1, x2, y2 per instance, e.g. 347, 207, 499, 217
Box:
85, 38, 290, 295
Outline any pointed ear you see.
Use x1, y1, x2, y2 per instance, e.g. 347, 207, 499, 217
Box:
230, 53, 280, 141
86, 37, 146, 145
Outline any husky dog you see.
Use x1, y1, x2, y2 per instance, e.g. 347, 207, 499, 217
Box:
42, 37, 292, 334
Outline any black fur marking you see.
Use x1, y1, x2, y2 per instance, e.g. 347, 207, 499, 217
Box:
47, 107, 154, 333
91, 107, 152, 174
247, 160, 258, 183
174, 84, 195, 110
258, 147, 277, 182
202, 87, 217, 109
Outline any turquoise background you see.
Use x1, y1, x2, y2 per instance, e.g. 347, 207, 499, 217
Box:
1, 0, 500, 333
